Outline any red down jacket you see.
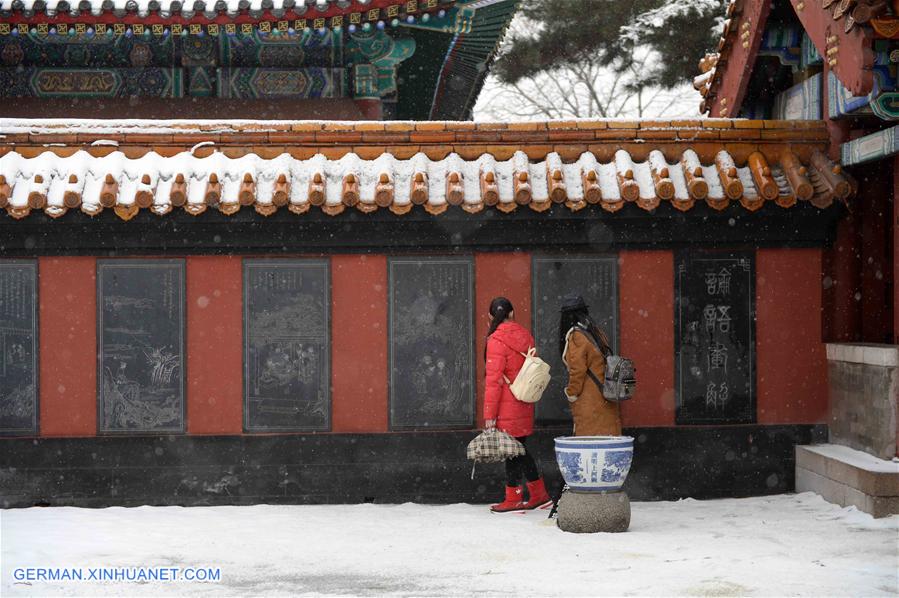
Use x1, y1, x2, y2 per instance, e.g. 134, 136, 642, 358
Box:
484, 320, 537, 438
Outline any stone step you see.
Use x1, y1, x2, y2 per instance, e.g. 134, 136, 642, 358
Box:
796, 444, 899, 518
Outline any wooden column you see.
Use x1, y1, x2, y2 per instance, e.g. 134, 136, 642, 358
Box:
824, 213, 862, 341
821, 59, 860, 342
860, 165, 891, 343
894, 156, 899, 344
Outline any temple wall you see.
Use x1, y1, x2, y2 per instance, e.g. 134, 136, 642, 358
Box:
15, 249, 827, 437
0, 247, 834, 507
22, 248, 829, 438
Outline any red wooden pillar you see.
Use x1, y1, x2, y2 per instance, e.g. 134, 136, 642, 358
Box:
894, 156, 899, 344
859, 165, 891, 343
821, 57, 861, 342
823, 215, 861, 342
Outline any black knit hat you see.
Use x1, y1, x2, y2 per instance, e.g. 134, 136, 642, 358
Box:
560, 294, 589, 312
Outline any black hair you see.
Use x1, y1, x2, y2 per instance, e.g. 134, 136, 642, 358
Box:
485, 297, 514, 360
558, 307, 610, 357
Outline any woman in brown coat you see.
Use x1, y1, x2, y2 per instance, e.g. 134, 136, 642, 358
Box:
559, 294, 622, 437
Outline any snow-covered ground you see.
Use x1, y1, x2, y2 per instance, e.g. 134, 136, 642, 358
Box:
2, 493, 897, 597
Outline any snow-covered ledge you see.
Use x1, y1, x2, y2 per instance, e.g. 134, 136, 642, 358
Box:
825, 343, 899, 367
825, 342, 898, 461
796, 444, 899, 518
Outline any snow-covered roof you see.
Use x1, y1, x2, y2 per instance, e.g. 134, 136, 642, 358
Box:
0, 144, 852, 221
1, 0, 382, 18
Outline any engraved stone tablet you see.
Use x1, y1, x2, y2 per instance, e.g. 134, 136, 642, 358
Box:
98, 260, 185, 433
389, 258, 474, 429
532, 257, 619, 423
675, 251, 756, 424
244, 260, 330, 432
0, 261, 38, 436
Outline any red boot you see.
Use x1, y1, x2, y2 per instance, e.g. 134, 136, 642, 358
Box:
523, 478, 551, 510
490, 486, 525, 512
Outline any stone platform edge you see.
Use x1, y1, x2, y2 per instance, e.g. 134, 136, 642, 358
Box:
795, 444, 899, 518
825, 342, 899, 367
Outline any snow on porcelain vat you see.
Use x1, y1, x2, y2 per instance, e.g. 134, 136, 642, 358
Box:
554, 436, 634, 492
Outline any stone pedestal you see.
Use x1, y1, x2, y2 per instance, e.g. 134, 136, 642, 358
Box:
825, 343, 898, 459
556, 491, 631, 533
798, 344, 899, 517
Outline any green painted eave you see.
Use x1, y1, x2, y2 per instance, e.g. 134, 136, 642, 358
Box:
396, 0, 519, 120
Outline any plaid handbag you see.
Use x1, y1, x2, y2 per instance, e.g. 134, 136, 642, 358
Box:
466, 429, 525, 463
466, 429, 526, 479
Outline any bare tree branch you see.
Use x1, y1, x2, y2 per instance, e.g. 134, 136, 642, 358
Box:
474, 42, 701, 122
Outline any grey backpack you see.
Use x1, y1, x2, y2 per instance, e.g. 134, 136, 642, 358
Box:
576, 325, 637, 402
601, 354, 637, 402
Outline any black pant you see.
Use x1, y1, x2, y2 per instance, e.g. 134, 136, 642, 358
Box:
506, 436, 540, 487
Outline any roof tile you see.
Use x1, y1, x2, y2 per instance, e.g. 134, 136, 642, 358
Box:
0, 146, 850, 222
607, 121, 641, 129
507, 122, 548, 131
408, 132, 456, 144
414, 122, 448, 131
702, 120, 734, 129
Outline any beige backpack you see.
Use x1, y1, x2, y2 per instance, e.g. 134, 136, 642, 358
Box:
503, 347, 552, 404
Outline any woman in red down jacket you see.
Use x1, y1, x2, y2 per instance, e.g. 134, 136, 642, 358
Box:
483, 296, 551, 512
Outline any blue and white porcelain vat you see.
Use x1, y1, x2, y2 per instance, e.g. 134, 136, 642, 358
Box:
554, 436, 634, 493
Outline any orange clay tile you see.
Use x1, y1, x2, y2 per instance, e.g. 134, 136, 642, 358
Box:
0, 118, 846, 221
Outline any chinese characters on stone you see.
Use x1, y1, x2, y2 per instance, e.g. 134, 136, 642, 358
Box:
703, 267, 732, 409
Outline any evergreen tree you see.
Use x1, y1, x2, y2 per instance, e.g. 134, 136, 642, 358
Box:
494, 0, 726, 89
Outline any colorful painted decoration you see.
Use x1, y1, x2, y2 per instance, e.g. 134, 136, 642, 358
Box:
0, 0, 445, 39
758, 24, 801, 66
350, 30, 415, 99
217, 67, 345, 98
772, 73, 822, 120
841, 125, 899, 166
0, 66, 183, 97
827, 62, 898, 120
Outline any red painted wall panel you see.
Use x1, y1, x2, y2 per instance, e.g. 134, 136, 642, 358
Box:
474, 253, 532, 429
39, 257, 96, 437
619, 251, 676, 427
186, 256, 243, 435
331, 255, 388, 433
756, 249, 828, 424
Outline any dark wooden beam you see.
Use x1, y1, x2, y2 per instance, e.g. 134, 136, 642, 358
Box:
709, 0, 772, 118
787, 0, 875, 96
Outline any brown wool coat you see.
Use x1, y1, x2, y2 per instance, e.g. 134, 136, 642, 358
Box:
562, 327, 622, 437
